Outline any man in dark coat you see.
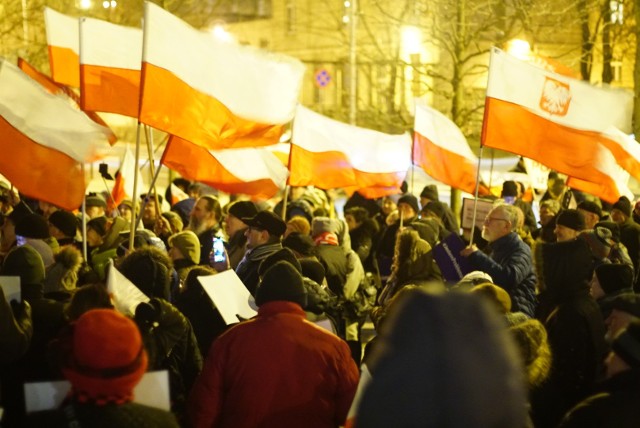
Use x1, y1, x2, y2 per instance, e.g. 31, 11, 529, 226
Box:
461, 204, 537, 317
223, 201, 257, 269
611, 196, 640, 292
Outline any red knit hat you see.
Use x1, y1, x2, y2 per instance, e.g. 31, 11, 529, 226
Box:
62, 309, 148, 405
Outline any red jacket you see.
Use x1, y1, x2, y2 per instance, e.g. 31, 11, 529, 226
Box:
188, 301, 359, 428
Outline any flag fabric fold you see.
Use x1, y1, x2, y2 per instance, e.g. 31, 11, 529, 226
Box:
18, 58, 117, 144
482, 47, 633, 203
0, 60, 110, 210
44, 7, 79, 87
111, 146, 147, 208
80, 17, 142, 117
413, 100, 488, 195
139, 2, 305, 150
161, 136, 289, 199
290, 106, 412, 193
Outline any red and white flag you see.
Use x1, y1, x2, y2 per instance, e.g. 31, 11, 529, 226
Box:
111, 146, 147, 208
413, 100, 489, 195
169, 183, 189, 206
139, 2, 305, 150
0, 60, 110, 210
44, 7, 79, 87
482, 47, 633, 203
80, 17, 142, 117
290, 106, 411, 194
161, 136, 289, 199
18, 58, 117, 144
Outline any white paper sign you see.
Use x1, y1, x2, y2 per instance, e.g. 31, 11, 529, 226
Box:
198, 269, 257, 325
461, 198, 495, 231
0, 276, 20, 303
106, 262, 150, 316
24, 370, 170, 413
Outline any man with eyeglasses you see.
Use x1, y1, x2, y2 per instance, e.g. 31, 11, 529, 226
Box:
461, 204, 537, 317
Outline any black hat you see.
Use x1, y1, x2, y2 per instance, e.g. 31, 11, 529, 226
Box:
258, 248, 302, 277
420, 185, 438, 201
282, 232, 316, 257
577, 201, 602, 219
228, 201, 258, 221
556, 209, 586, 231
595, 264, 634, 295
1, 245, 45, 286
49, 210, 79, 238
423, 201, 446, 219
85, 195, 106, 209
613, 196, 632, 218
299, 258, 326, 285
501, 181, 518, 198
610, 293, 640, 318
15, 213, 50, 239
255, 261, 306, 307
87, 216, 108, 237
397, 194, 420, 215
612, 321, 640, 368
596, 221, 621, 243
242, 211, 286, 237
8, 201, 33, 224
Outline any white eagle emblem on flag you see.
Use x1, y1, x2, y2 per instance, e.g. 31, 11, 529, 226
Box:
539, 77, 571, 116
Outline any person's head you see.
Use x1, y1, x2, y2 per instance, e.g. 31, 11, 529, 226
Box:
38, 200, 59, 219
508, 318, 552, 389
61, 309, 147, 403
65, 283, 114, 321
606, 320, 640, 379
1, 245, 45, 294
606, 293, 640, 341
482, 204, 517, 242
189, 195, 222, 235
381, 195, 398, 216
470, 283, 512, 314
356, 289, 527, 427
539, 199, 561, 226
397, 194, 419, 221
242, 211, 286, 250
15, 213, 50, 240
546, 175, 566, 199
344, 207, 369, 231
577, 200, 602, 229
86, 216, 108, 247
554, 209, 585, 242
48, 210, 78, 240
85, 195, 107, 219
117, 200, 134, 222
611, 196, 632, 224
168, 230, 200, 265
501, 180, 518, 199
255, 261, 306, 308
282, 232, 316, 258
118, 247, 172, 300
140, 195, 162, 226
284, 216, 311, 238
225, 201, 257, 238
161, 211, 184, 235
419, 185, 438, 208
592, 263, 633, 300
578, 227, 613, 263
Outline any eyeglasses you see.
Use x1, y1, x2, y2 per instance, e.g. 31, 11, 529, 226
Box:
484, 217, 509, 224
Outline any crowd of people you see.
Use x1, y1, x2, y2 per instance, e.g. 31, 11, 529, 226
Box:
1, 174, 640, 427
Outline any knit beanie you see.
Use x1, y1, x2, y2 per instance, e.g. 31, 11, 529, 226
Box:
15, 213, 50, 239
161, 211, 183, 234
509, 319, 552, 388
595, 263, 634, 295
397, 194, 420, 215
258, 248, 302, 277
470, 283, 512, 314
611, 320, 640, 368
577, 201, 603, 219
311, 216, 338, 237
168, 231, 200, 265
49, 210, 79, 238
87, 216, 108, 237
501, 181, 518, 198
286, 216, 311, 236
255, 261, 306, 307
596, 221, 621, 243
8, 200, 33, 225
610, 293, 640, 318
420, 185, 438, 201
423, 201, 446, 220
613, 196, 632, 217
118, 248, 171, 300
63, 309, 148, 404
1, 245, 45, 286
228, 200, 258, 221
85, 194, 107, 209
282, 232, 316, 257
578, 227, 613, 260
556, 209, 586, 231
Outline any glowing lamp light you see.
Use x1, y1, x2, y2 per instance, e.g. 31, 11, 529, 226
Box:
506, 39, 531, 61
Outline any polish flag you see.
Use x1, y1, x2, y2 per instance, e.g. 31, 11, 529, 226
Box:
413, 100, 488, 195
169, 183, 189, 206
289, 106, 412, 192
0, 60, 110, 210
18, 58, 117, 144
139, 2, 305, 150
44, 7, 79, 87
161, 136, 289, 199
482, 47, 633, 203
111, 146, 147, 208
80, 17, 142, 117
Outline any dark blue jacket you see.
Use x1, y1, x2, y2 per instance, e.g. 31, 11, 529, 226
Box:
468, 232, 537, 317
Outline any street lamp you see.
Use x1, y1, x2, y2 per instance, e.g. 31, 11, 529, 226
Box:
102, 0, 117, 9
78, 0, 92, 9
505, 39, 531, 61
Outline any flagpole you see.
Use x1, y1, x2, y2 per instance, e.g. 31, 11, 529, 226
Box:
133, 140, 168, 232
129, 123, 142, 251
144, 125, 161, 215
410, 130, 415, 195
81, 164, 88, 261
469, 146, 483, 247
